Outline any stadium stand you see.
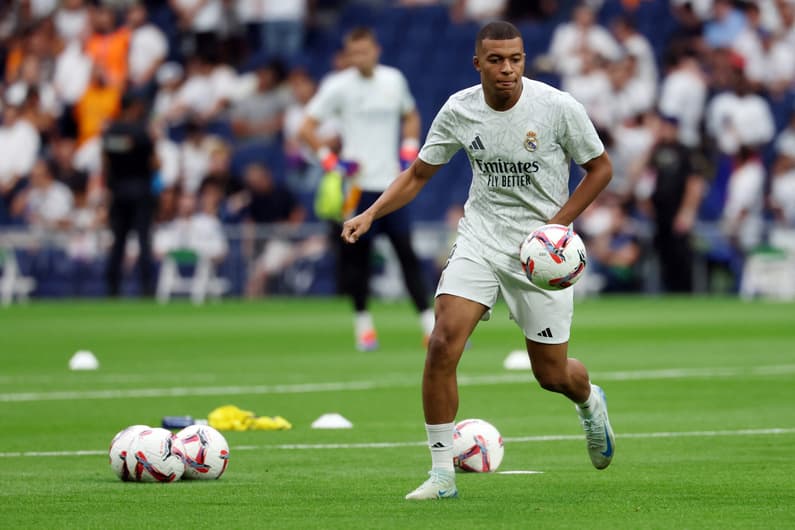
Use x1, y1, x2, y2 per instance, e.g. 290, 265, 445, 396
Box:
1, 0, 794, 299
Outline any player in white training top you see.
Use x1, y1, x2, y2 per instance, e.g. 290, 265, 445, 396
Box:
300, 27, 434, 352
342, 21, 616, 500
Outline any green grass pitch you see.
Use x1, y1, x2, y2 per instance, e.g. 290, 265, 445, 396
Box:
1, 297, 794, 529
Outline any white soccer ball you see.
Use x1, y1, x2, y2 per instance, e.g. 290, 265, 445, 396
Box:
520, 224, 587, 290
125, 427, 185, 483
176, 424, 230, 480
109, 424, 149, 481
452, 418, 504, 473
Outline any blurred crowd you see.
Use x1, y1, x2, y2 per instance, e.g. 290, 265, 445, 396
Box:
0, 0, 794, 297
541, 0, 795, 292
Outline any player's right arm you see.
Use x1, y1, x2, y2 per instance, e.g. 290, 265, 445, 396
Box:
298, 74, 342, 171
341, 159, 441, 244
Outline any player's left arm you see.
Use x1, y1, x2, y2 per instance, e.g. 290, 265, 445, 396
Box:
400, 108, 422, 167
548, 151, 612, 226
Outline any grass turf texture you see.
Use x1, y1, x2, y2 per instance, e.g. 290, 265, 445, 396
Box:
1, 297, 794, 529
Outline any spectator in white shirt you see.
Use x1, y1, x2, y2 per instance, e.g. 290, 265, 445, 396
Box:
450, 0, 508, 24
609, 113, 656, 198
780, 0, 795, 48
259, 0, 309, 59
658, 48, 707, 147
548, 3, 622, 79
11, 157, 74, 229
561, 50, 613, 130
721, 148, 766, 253
169, 0, 224, 59
29, 0, 58, 19
607, 55, 656, 126
65, 172, 104, 263
705, 60, 775, 156
54, 0, 90, 44
746, 30, 795, 97
179, 120, 226, 194
126, 3, 169, 93
611, 15, 658, 84
770, 112, 795, 227
170, 55, 238, 124
151, 62, 184, 126
732, 1, 765, 65
0, 94, 41, 205
52, 38, 93, 108
7, 55, 60, 133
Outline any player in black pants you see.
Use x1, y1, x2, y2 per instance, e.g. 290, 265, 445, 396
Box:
338, 191, 431, 348
300, 27, 435, 351
102, 93, 158, 297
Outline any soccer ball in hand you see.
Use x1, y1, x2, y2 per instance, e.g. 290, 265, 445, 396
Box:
452, 419, 504, 472
125, 427, 186, 482
176, 424, 230, 480
109, 424, 149, 481
520, 224, 587, 290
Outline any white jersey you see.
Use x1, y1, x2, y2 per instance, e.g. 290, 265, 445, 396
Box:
420, 77, 604, 263
306, 65, 415, 192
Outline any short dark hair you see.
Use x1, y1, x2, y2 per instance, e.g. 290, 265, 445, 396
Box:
476, 21, 522, 53
345, 26, 377, 44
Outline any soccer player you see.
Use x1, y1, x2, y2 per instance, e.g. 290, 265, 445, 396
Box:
299, 27, 434, 351
103, 92, 158, 297
341, 21, 615, 499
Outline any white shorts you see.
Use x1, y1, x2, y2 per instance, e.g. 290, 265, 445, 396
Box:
435, 237, 573, 344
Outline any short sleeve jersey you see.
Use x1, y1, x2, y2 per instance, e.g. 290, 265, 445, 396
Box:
306, 65, 415, 192
419, 77, 603, 262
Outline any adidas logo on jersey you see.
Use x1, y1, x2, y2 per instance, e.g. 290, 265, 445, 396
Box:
537, 327, 553, 338
469, 136, 485, 150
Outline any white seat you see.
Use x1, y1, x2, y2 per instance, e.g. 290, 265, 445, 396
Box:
739, 247, 795, 301
156, 249, 229, 305
0, 247, 36, 306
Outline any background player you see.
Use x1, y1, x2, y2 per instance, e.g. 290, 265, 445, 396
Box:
103, 92, 158, 297
300, 27, 434, 351
342, 21, 615, 499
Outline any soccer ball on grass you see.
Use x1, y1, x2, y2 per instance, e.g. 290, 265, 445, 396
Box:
176, 424, 230, 479
109, 424, 149, 481
124, 427, 186, 482
452, 418, 504, 472
520, 224, 587, 290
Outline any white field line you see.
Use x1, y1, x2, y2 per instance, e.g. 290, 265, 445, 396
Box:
1, 364, 795, 403
0, 427, 792, 458
0, 373, 220, 385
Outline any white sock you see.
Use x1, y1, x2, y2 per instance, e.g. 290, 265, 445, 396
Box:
577, 383, 598, 418
420, 309, 435, 336
354, 311, 374, 337
426, 422, 455, 474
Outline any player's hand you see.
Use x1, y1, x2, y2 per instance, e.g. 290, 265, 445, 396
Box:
319, 146, 359, 176
673, 208, 695, 235
341, 212, 373, 244
399, 138, 420, 171
319, 147, 339, 172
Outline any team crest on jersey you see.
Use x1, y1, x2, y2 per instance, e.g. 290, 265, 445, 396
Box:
524, 131, 538, 152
